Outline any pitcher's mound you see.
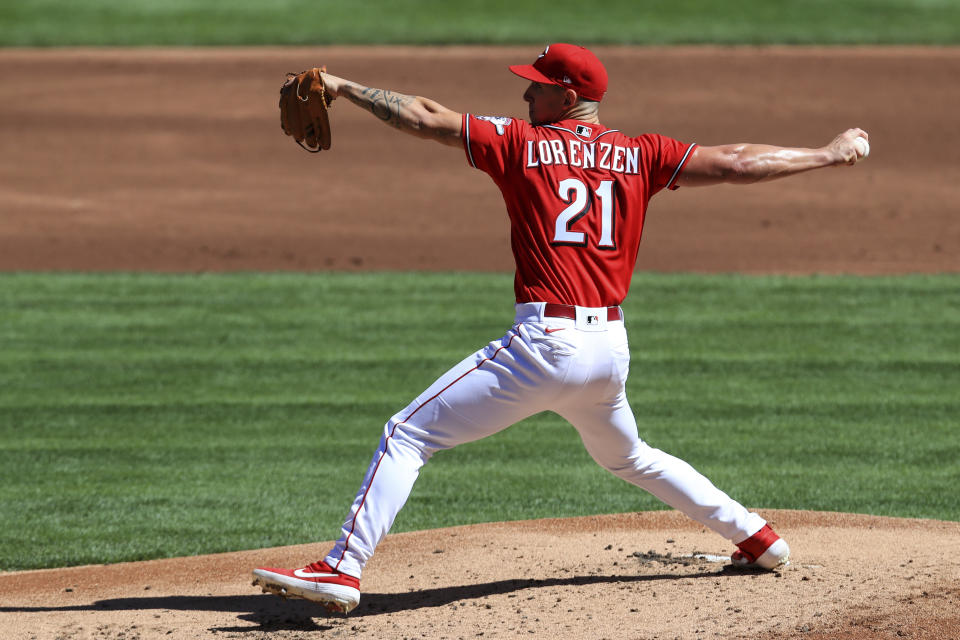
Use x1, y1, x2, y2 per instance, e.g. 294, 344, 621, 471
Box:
2, 510, 958, 639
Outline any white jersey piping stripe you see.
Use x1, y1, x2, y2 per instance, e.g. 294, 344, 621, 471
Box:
666, 143, 698, 189
542, 124, 620, 144
465, 115, 478, 168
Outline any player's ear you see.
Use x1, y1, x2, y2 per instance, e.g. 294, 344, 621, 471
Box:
562, 88, 578, 107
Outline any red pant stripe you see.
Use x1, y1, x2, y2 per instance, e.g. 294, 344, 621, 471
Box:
333, 328, 522, 571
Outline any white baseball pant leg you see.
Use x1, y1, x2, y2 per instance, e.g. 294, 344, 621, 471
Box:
325, 303, 765, 578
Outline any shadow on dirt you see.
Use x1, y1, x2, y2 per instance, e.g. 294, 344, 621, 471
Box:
0, 568, 731, 631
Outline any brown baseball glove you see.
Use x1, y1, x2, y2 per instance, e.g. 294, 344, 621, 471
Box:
279, 67, 333, 152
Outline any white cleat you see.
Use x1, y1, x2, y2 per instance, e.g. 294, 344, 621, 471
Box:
252, 561, 361, 614
731, 524, 790, 570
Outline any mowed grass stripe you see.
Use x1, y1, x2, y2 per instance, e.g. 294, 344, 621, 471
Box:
1, 272, 957, 570
2, 0, 959, 45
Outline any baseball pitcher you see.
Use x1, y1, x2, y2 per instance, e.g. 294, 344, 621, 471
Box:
255, 44, 870, 614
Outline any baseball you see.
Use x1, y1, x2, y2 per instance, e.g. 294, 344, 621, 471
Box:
854, 136, 870, 160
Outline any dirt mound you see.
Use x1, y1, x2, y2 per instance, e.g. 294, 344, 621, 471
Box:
2, 510, 958, 639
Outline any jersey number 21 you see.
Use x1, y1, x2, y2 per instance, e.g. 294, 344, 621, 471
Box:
553, 178, 616, 250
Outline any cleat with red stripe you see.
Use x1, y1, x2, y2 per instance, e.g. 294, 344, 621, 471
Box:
731, 524, 790, 570
252, 561, 361, 613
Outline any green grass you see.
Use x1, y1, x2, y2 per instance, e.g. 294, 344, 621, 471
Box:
1, 0, 958, 46
1, 272, 958, 570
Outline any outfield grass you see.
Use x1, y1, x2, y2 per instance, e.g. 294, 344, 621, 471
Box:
1, 272, 958, 570
1, 0, 958, 46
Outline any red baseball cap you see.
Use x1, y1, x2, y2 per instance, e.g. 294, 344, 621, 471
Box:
509, 43, 608, 102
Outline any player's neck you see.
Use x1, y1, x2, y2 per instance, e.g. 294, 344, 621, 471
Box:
559, 102, 601, 124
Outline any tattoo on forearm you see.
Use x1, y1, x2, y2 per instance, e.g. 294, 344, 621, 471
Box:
344, 85, 416, 130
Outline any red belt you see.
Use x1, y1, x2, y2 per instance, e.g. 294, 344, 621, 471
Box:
543, 303, 622, 322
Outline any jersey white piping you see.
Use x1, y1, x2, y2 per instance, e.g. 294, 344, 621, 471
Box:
541, 124, 620, 144
666, 143, 698, 189
464, 115, 478, 168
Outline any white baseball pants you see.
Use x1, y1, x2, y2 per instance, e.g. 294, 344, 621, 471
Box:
325, 302, 766, 578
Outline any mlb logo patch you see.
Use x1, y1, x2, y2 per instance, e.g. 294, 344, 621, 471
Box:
575, 124, 593, 137
576, 307, 606, 331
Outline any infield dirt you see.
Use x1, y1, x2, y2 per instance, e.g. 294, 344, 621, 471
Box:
1, 46, 958, 273
1, 47, 958, 639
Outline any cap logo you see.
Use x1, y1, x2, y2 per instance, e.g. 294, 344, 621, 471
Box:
510, 43, 608, 102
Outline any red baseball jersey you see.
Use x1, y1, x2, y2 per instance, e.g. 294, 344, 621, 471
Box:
462, 114, 696, 307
